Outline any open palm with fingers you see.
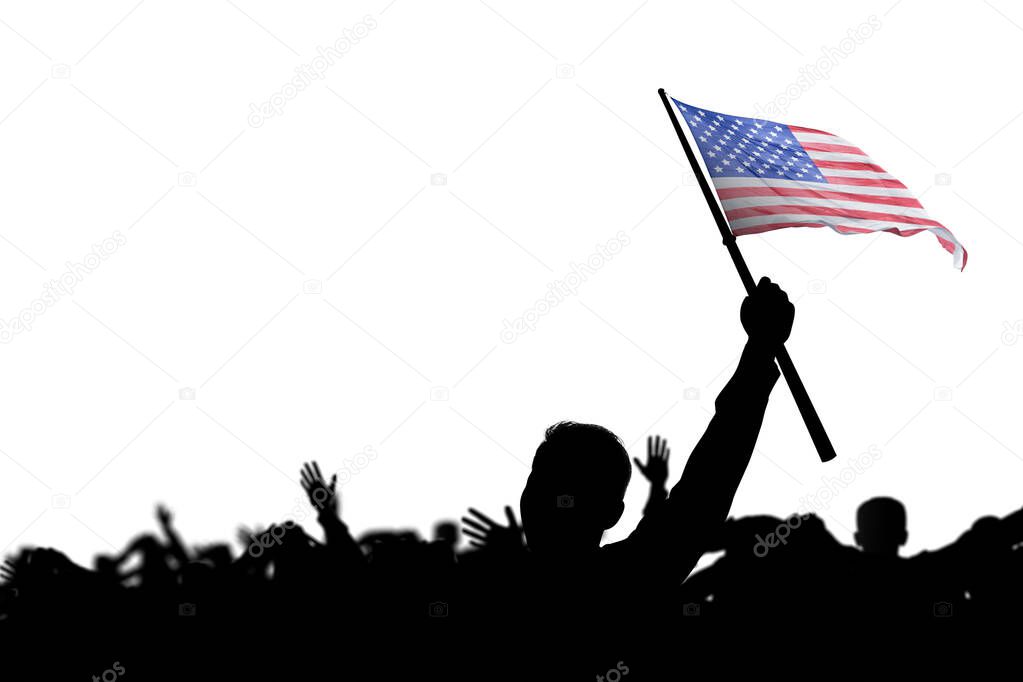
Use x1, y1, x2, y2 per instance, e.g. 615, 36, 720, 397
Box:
461, 506, 525, 554
634, 435, 670, 488
301, 461, 338, 516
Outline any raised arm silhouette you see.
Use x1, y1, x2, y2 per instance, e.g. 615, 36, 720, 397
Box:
453, 276, 794, 673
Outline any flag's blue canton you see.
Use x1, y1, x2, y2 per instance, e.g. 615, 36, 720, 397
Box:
672, 98, 825, 183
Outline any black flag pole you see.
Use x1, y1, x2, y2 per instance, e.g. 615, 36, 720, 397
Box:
657, 88, 837, 463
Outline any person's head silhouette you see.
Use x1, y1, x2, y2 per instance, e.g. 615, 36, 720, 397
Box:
432, 521, 458, 548
519, 422, 631, 557
854, 497, 907, 556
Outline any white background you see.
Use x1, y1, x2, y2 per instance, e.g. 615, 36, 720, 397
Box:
1, 0, 1020, 567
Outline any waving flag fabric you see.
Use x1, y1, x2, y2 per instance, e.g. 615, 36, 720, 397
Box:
669, 96, 966, 270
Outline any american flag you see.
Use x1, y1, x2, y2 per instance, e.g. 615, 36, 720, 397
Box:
669, 96, 967, 270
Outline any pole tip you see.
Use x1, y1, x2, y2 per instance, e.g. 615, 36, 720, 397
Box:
657, 88, 666, 95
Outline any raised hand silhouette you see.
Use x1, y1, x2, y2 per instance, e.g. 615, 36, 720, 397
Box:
155, 503, 189, 565
156, 503, 172, 526
0, 557, 17, 583
300, 461, 339, 515
634, 435, 671, 516
634, 435, 675, 488
298, 460, 364, 570
461, 506, 525, 553
741, 276, 795, 350
634, 435, 670, 488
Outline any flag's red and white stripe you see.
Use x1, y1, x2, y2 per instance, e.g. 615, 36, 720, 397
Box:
707, 125, 966, 270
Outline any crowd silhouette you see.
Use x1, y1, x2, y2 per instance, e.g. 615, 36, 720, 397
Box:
1, 278, 1012, 677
